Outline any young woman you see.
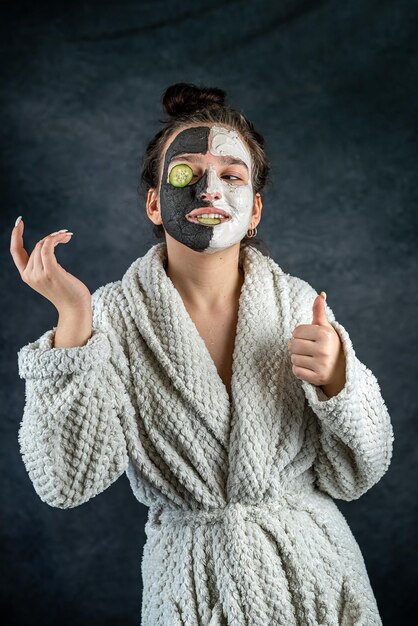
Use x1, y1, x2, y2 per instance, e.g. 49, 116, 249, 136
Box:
11, 83, 394, 626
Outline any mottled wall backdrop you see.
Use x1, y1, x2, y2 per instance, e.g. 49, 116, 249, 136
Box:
1, 1, 416, 624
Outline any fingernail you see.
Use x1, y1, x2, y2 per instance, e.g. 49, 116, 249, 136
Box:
15, 216, 22, 227
320, 291, 327, 301
66, 232, 74, 236
57, 229, 69, 233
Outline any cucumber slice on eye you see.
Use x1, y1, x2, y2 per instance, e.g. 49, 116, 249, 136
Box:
168, 164, 194, 187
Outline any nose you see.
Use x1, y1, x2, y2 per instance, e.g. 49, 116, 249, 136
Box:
199, 189, 222, 203
198, 167, 222, 203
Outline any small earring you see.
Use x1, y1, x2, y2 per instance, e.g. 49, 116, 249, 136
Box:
246, 226, 257, 238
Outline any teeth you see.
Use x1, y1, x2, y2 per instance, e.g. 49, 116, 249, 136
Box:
191, 213, 227, 219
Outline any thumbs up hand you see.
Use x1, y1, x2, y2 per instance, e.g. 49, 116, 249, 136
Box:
287, 292, 347, 397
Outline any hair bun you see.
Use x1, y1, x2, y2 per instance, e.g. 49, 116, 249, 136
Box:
162, 82, 226, 117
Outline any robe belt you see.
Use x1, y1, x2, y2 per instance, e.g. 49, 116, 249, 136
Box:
147, 482, 318, 531
145, 485, 321, 624
153, 501, 285, 529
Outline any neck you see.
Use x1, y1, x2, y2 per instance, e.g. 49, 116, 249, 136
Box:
163, 235, 245, 311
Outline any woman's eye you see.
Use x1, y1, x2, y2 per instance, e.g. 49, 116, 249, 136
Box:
223, 174, 241, 181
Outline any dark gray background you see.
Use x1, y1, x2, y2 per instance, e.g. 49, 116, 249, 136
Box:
1, 1, 417, 624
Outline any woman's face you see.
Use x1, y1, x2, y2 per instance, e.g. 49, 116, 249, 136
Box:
158, 124, 255, 254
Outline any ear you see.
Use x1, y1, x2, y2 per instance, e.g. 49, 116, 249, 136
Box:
252, 192, 262, 222
146, 188, 163, 225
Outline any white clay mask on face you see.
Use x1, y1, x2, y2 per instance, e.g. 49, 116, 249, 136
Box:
204, 125, 254, 253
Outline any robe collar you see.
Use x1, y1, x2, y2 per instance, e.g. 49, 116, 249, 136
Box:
121, 242, 296, 501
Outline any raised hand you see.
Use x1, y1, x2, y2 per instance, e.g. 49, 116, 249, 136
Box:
287, 292, 346, 397
10, 217, 92, 313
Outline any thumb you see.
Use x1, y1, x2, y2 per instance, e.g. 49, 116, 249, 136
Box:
312, 291, 330, 326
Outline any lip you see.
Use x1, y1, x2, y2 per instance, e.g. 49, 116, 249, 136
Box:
186, 207, 231, 219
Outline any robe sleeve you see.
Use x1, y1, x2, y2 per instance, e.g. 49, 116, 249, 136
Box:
291, 278, 395, 501
16, 283, 132, 509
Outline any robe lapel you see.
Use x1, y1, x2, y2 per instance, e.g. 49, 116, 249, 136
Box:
121, 242, 293, 503
121, 243, 231, 450
226, 247, 293, 503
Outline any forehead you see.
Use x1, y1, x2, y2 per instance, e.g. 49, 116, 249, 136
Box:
163, 124, 252, 169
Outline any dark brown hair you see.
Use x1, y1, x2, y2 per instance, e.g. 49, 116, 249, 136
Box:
139, 82, 271, 256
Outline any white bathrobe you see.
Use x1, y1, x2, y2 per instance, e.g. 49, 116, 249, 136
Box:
17, 242, 394, 626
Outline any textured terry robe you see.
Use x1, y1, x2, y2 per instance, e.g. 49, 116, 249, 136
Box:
17, 242, 394, 626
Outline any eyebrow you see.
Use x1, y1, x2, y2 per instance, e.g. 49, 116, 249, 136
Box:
169, 153, 249, 172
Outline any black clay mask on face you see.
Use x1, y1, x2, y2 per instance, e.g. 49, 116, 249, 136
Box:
159, 125, 254, 254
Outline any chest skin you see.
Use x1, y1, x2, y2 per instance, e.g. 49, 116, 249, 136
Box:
182, 297, 241, 403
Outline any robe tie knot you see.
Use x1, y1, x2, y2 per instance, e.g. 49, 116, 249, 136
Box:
146, 491, 317, 532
